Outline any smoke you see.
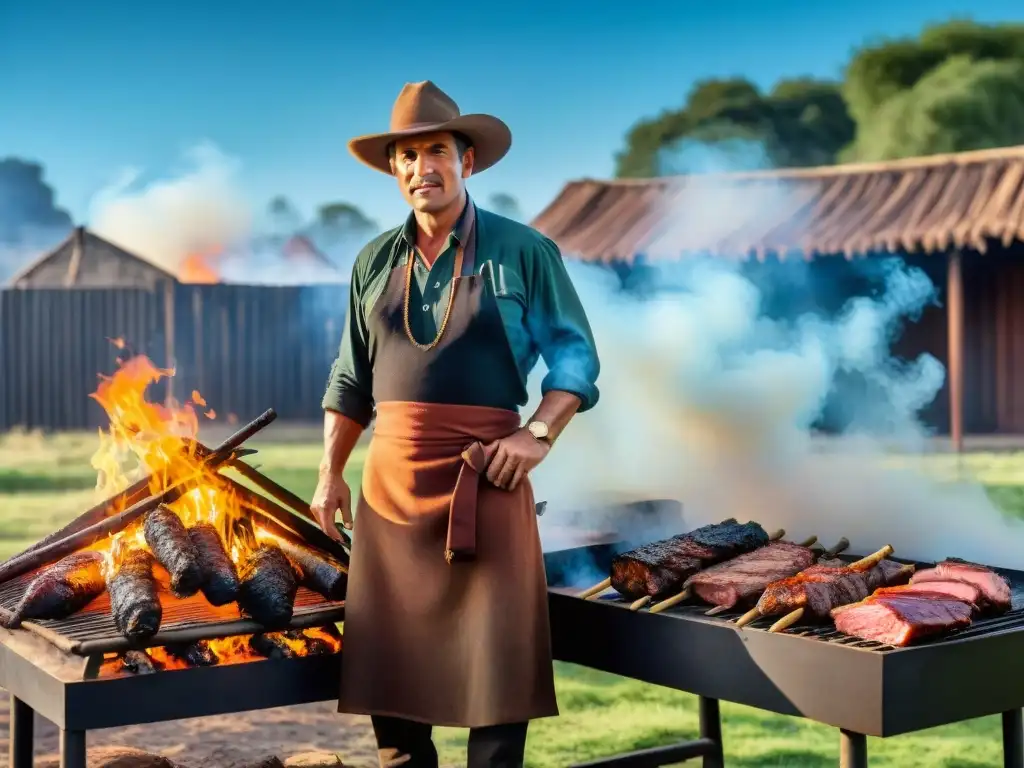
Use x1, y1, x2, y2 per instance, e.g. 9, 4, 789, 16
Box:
531, 138, 1024, 583
0, 157, 74, 283
89, 143, 252, 274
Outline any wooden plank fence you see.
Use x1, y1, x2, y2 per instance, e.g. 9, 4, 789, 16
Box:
0, 283, 347, 432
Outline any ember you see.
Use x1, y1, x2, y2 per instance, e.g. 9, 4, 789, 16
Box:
99, 624, 343, 677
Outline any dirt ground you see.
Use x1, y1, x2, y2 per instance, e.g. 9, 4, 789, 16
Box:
0, 690, 385, 767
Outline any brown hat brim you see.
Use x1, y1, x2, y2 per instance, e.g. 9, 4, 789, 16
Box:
347, 114, 512, 175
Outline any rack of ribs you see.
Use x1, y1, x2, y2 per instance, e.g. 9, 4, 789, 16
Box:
578, 519, 771, 603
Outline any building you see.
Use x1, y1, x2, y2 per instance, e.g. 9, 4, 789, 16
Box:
531, 145, 1024, 447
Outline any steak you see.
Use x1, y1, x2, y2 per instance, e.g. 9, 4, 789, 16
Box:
609, 521, 770, 600
910, 560, 1011, 611
873, 580, 983, 612
831, 593, 974, 646
757, 559, 911, 618
684, 541, 817, 608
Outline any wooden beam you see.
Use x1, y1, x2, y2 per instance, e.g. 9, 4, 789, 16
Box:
947, 251, 964, 453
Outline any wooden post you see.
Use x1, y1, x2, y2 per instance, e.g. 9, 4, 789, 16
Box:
948, 251, 964, 454
162, 279, 177, 406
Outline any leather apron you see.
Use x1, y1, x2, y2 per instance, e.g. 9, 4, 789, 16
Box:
338, 204, 558, 727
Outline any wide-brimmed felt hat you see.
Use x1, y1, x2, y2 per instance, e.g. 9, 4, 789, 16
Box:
348, 81, 512, 175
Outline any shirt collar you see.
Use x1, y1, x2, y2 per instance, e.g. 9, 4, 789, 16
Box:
401, 195, 473, 250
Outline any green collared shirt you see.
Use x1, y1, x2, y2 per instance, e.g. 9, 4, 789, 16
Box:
322, 199, 601, 427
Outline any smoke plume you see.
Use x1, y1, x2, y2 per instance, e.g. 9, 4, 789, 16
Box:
0, 158, 74, 282
530, 139, 1024, 583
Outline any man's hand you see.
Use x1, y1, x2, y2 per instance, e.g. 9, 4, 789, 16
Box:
485, 428, 550, 491
310, 467, 352, 542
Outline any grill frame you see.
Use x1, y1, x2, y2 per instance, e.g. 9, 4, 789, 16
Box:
0, 625, 342, 768
543, 541, 1024, 767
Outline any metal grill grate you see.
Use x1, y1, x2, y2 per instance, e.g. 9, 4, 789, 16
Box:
0, 564, 344, 655
586, 556, 1024, 653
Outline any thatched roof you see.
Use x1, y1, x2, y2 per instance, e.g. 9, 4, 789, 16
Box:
7, 227, 178, 289
531, 145, 1024, 263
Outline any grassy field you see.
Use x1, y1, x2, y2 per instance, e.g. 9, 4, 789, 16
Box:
2, 429, 1023, 767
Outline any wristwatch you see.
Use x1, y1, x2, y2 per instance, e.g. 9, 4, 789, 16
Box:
527, 420, 552, 444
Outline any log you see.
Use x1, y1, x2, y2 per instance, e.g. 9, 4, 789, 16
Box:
0, 409, 277, 586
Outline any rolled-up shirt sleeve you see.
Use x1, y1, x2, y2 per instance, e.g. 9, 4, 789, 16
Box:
322, 259, 375, 427
525, 237, 601, 412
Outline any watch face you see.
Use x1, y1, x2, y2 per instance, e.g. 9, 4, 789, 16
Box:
529, 421, 549, 439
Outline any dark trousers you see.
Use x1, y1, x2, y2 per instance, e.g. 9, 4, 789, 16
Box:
372, 715, 529, 768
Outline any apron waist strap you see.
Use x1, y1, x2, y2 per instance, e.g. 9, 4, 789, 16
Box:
447, 442, 496, 562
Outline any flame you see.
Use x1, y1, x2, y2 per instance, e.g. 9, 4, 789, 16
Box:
87, 350, 253, 572
179, 250, 222, 284
98, 626, 343, 677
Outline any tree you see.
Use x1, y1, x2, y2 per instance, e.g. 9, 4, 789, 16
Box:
844, 56, 1024, 161
841, 20, 1024, 161
265, 195, 302, 236
315, 202, 378, 234
0, 158, 74, 244
488, 193, 524, 221
614, 77, 855, 177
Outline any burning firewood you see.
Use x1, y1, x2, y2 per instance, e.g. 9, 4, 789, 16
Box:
3, 551, 107, 628
144, 506, 204, 598
249, 632, 298, 659
188, 522, 240, 606
107, 548, 163, 644
122, 649, 163, 675
275, 537, 347, 601
237, 545, 297, 628
166, 639, 219, 667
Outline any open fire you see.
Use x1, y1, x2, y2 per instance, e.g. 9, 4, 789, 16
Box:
0, 344, 348, 658
100, 623, 342, 677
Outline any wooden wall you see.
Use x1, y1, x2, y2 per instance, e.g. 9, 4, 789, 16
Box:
0, 283, 347, 432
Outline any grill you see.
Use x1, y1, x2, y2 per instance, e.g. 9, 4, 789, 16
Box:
543, 537, 1024, 768
0, 408, 349, 768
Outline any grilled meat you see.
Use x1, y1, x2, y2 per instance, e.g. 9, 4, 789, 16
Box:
609, 521, 770, 600
276, 538, 347, 600
144, 506, 203, 598
831, 593, 974, 646
237, 544, 297, 628
188, 523, 240, 606
122, 649, 163, 675
756, 559, 910, 618
166, 639, 219, 667
108, 548, 163, 644
249, 632, 297, 659
684, 541, 818, 609
4, 551, 106, 628
910, 559, 1011, 611
873, 580, 984, 612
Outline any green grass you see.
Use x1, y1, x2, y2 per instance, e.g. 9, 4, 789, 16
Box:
3, 430, 1024, 766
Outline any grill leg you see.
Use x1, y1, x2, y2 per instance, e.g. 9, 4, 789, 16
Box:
1003, 709, 1024, 768
9, 697, 34, 768
60, 729, 86, 768
839, 730, 867, 768
699, 696, 724, 768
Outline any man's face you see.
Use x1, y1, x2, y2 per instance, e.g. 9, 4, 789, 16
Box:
390, 131, 474, 214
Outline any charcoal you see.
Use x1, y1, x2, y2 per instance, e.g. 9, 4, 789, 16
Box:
276, 537, 347, 600
166, 639, 219, 667
609, 521, 769, 600
144, 506, 203, 597
249, 632, 297, 659
122, 649, 163, 675
188, 522, 240, 606
108, 548, 163, 644
283, 629, 333, 656
237, 544, 297, 628
4, 551, 106, 628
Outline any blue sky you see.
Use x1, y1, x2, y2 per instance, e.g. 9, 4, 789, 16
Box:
2, 0, 1022, 231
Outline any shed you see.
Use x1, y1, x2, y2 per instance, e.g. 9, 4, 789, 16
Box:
531, 145, 1024, 448
6, 227, 178, 290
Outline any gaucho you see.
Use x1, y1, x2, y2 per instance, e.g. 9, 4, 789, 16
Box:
311, 81, 601, 768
